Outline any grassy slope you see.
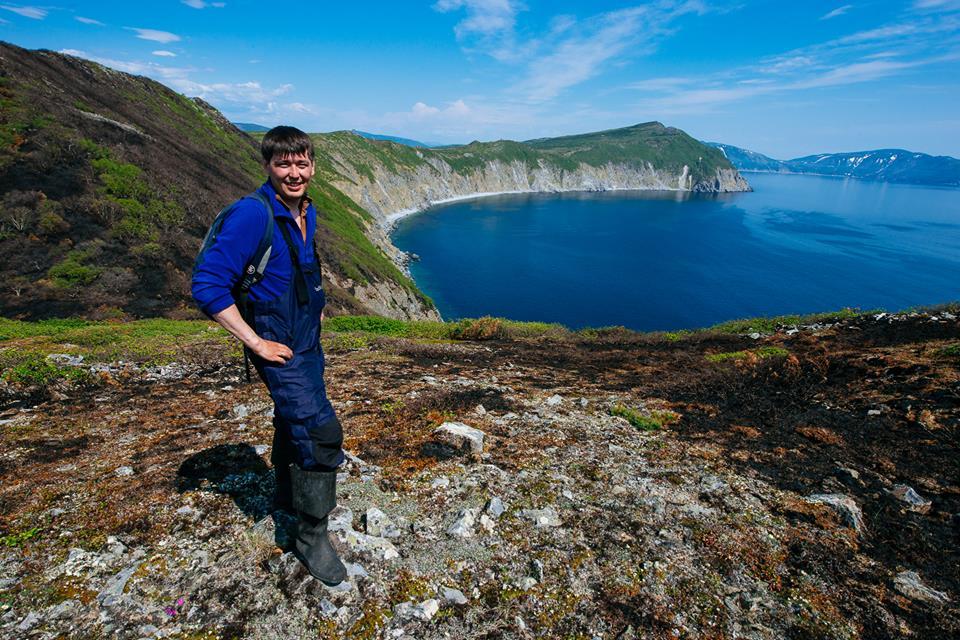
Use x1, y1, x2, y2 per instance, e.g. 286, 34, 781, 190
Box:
5, 306, 946, 387
0, 43, 429, 319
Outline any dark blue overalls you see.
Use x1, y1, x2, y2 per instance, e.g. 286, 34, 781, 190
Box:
247, 212, 344, 480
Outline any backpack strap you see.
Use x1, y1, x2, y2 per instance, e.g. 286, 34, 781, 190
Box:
231, 191, 274, 382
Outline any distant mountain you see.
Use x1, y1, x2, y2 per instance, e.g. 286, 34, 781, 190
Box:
351, 130, 431, 148
706, 143, 783, 172
233, 122, 270, 132
705, 142, 960, 187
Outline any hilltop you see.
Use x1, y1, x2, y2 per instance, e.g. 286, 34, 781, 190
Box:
0, 308, 956, 638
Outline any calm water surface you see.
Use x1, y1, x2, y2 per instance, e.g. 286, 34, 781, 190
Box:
391, 173, 960, 331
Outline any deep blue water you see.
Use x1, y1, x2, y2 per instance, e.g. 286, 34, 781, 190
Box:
390, 173, 960, 331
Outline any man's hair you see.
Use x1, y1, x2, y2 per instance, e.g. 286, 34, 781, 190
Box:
260, 125, 315, 163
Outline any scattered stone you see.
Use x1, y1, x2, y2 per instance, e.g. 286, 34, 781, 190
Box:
545, 394, 563, 407
867, 409, 882, 416
890, 485, 932, 514
47, 353, 84, 366
319, 599, 338, 616
749, 332, 761, 339
431, 476, 450, 489
114, 466, 134, 477
447, 508, 477, 538
531, 559, 544, 581
232, 404, 250, 419
516, 576, 538, 590
474, 404, 487, 416
253, 444, 269, 456
440, 587, 468, 605
486, 496, 505, 518
893, 571, 950, 605
433, 422, 486, 457
365, 507, 401, 538
521, 507, 562, 528
394, 598, 439, 621
479, 514, 495, 533
346, 562, 369, 579
805, 494, 866, 536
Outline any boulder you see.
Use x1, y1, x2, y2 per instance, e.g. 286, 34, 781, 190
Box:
433, 422, 486, 458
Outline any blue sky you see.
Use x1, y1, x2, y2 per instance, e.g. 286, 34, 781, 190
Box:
2, 0, 959, 158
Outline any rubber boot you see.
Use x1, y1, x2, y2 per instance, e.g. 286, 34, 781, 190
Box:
290, 464, 347, 585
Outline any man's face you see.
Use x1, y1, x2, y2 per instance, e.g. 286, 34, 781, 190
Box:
265, 152, 315, 204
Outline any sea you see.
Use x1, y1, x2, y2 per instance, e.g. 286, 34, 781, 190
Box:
390, 173, 960, 331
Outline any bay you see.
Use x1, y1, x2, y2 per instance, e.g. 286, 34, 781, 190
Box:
390, 173, 960, 331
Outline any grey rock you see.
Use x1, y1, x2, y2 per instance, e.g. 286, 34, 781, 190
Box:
805, 493, 866, 536
893, 570, 950, 605
545, 394, 563, 407
231, 404, 250, 419
486, 496, 506, 518
97, 564, 138, 604
434, 421, 486, 457
319, 598, 338, 616
431, 476, 450, 489
447, 508, 478, 537
516, 576, 538, 590
531, 559, 544, 581
346, 562, 369, 579
478, 514, 496, 533
47, 353, 84, 366
17, 612, 40, 632
394, 598, 439, 621
440, 586, 468, 605
115, 466, 135, 477
253, 444, 269, 456
521, 507, 562, 528
365, 507, 401, 538
890, 484, 932, 514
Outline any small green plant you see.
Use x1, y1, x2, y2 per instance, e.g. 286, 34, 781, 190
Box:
706, 346, 789, 362
939, 343, 960, 358
48, 249, 102, 287
610, 404, 674, 431
1, 527, 40, 547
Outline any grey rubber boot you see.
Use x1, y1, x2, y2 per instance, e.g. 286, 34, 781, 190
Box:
290, 464, 347, 585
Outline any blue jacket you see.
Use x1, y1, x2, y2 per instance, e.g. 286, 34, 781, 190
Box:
192, 180, 319, 317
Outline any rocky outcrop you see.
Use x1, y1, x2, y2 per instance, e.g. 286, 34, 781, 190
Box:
326, 155, 751, 229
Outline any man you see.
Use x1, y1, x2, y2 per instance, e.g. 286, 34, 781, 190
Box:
192, 126, 346, 585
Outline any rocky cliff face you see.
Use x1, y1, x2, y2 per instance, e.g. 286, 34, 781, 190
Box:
324, 155, 750, 228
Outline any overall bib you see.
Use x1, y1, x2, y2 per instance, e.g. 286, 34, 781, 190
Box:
248, 218, 345, 482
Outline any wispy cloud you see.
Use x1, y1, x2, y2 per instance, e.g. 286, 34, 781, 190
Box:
0, 4, 47, 19
127, 28, 181, 44
820, 5, 853, 20
437, 1, 711, 102
182, 0, 226, 8
152, 50, 177, 57
75, 16, 104, 26
57, 49, 292, 115
434, 0, 526, 62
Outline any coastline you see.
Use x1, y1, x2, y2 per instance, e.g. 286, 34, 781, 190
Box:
381, 184, 691, 232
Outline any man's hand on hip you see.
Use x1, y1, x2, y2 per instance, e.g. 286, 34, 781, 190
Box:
251, 337, 293, 364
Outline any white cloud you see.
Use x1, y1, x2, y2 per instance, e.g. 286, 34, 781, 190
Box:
820, 5, 853, 20
626, 76, 693, 92
0, 4, 47, 19
152, 50, 177, 57
75, 16, 104, 26
182, 0, 226, 8
127, 28, 182, 44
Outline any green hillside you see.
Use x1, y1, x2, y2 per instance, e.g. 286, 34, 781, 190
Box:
304, 121, 735, 188
0, 42, 429, 319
